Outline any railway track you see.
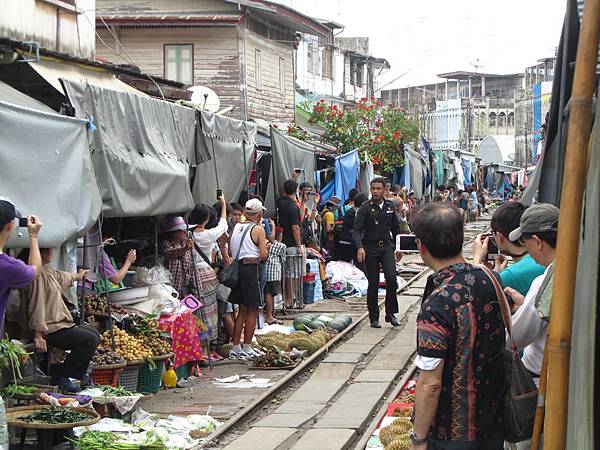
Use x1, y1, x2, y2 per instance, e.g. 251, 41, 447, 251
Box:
200, 267, 429, 450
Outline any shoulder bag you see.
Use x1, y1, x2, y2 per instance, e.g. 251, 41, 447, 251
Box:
480, 265, 538, 443
219, 224, 254, 289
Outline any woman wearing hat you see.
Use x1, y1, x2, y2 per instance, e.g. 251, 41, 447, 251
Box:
159, 216, 195, 297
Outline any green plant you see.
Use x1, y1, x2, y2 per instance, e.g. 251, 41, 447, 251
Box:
309, 98, 419, 171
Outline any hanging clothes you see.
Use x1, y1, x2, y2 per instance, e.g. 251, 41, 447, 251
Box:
453, 157, 465, 190
461, 158, 473, 187
334, 150, 360, 203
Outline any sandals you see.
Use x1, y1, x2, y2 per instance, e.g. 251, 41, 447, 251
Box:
266, 319, 282, 325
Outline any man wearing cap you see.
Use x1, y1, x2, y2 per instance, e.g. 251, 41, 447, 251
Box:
353, 178, 402, 328
228, 198, 268, 360
0, 198, 43, 334
505, 203, 559, 378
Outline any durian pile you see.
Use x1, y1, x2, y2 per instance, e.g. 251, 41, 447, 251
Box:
253, 345, 294, 368
379, 417, 413, 450
255, 329, 333, 355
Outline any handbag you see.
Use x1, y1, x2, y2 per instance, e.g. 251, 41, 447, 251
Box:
219, 224, 254, 289
480, 265, 538, 443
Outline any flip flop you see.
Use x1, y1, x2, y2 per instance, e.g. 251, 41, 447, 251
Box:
266, 319, 282, 325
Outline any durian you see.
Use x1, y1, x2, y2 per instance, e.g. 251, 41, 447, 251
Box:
379, 418, 413, 446
384, 434, 412, 450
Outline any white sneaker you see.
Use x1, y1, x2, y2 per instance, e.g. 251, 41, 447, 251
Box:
238, 350, 256, 360
228, 350, 240, 360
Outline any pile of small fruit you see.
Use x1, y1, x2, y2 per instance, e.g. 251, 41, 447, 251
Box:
99, 328, 152, 362
83, 295, 126, 316
91, 347, 126, 367
126, 317, 172, 357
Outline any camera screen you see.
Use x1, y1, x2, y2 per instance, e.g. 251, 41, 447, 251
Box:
396, 234, 419, 253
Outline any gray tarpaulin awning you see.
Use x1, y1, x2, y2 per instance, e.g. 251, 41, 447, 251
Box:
63, 80, 198, 217
0, 80, 55, 112
266, 127, 317, 210
566, 97, 599, 450
193, 111, 257, 205
0, 101, 101, 248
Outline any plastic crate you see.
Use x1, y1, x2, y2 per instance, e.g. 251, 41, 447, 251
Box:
137, 359, 165, 394
303, 282, 316, 304
117, 363, 141, 392
92, 368, 122, 387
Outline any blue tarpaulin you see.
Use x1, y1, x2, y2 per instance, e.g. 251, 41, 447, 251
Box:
319, 179, 335, 203
462, 158, 473, 187
533, 83, 542, 159
334, 150, 360, 202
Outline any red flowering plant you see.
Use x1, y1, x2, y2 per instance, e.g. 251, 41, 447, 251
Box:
309, 98, 418, 171
286, 123, 308, 141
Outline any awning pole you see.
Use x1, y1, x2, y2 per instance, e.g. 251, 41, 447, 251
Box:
544, 0, 600, 447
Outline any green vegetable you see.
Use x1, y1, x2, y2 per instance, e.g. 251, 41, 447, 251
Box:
96, 385, 135, 397
73, 431, 166, 449
20, 406, 90, 424
0, 336, 31, 381
1, 384, 37, 397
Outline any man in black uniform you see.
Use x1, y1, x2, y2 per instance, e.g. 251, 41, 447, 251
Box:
353, 178, 402, 328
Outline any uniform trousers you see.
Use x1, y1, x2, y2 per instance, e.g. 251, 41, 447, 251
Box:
364, 244, 398, 321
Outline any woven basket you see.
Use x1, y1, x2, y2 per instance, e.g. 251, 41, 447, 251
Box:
136, 359, 165, 394
117, 363, 142, 392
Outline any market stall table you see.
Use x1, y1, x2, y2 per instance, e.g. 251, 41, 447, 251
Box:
6, 405, 100, 450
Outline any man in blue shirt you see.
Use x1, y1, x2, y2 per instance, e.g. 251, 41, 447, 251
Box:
473, 201, 545, 296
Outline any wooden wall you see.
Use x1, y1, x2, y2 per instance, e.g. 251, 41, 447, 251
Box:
95, 26, 243, 118
244, 29, 295, 123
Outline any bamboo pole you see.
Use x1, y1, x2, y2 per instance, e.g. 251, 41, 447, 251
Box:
531, 340, 549, 450
543, 0, 600, 448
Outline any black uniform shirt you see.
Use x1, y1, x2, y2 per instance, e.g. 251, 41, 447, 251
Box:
352, 199, 401, 248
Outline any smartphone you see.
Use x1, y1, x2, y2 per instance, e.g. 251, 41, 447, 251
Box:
18, 217, 28, 228
485, 233, 500, 260
216, 188, 222, 199
396, 234, 419, 253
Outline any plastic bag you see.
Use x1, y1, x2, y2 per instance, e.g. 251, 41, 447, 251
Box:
133, 266, 172, 286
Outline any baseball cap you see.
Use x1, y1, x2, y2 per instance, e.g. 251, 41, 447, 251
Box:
508, 203, 559, 242
245, 198, 266, 214
0, 197, 22, 221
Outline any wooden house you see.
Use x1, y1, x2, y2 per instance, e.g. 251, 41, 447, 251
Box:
95, 0, 335, 122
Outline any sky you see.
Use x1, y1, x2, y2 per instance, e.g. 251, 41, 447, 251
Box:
276, 0, 566, 88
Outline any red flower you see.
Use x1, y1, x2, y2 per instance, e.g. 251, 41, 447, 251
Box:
393, 130, 401, 140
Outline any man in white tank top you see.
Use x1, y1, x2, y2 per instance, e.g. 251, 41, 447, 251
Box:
228, 199, 269, 360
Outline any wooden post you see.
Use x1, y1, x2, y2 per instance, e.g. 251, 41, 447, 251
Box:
543, 0, 600, 448
531, 340, 548, 450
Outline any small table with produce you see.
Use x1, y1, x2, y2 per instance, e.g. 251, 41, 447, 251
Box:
5, 405, 100, 450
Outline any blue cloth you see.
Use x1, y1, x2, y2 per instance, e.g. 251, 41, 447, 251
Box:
334, 150, 359, 203
462, 158, 473, 187
319, 179, 335, 204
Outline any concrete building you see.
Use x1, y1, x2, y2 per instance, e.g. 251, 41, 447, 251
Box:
380, 71, 523, 155
95, 0, 335, 123
295, 35, 390, 112
514, 57, 556, 167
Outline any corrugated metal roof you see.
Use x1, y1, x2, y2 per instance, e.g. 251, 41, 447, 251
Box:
98, 13, 243, 25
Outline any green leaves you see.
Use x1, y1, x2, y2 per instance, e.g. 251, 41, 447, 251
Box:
309, 98, 419, 170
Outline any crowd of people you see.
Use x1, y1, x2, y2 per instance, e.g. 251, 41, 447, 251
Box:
0, 171, 559, 448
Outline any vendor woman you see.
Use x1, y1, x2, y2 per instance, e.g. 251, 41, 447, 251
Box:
20, 248, 100, 393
